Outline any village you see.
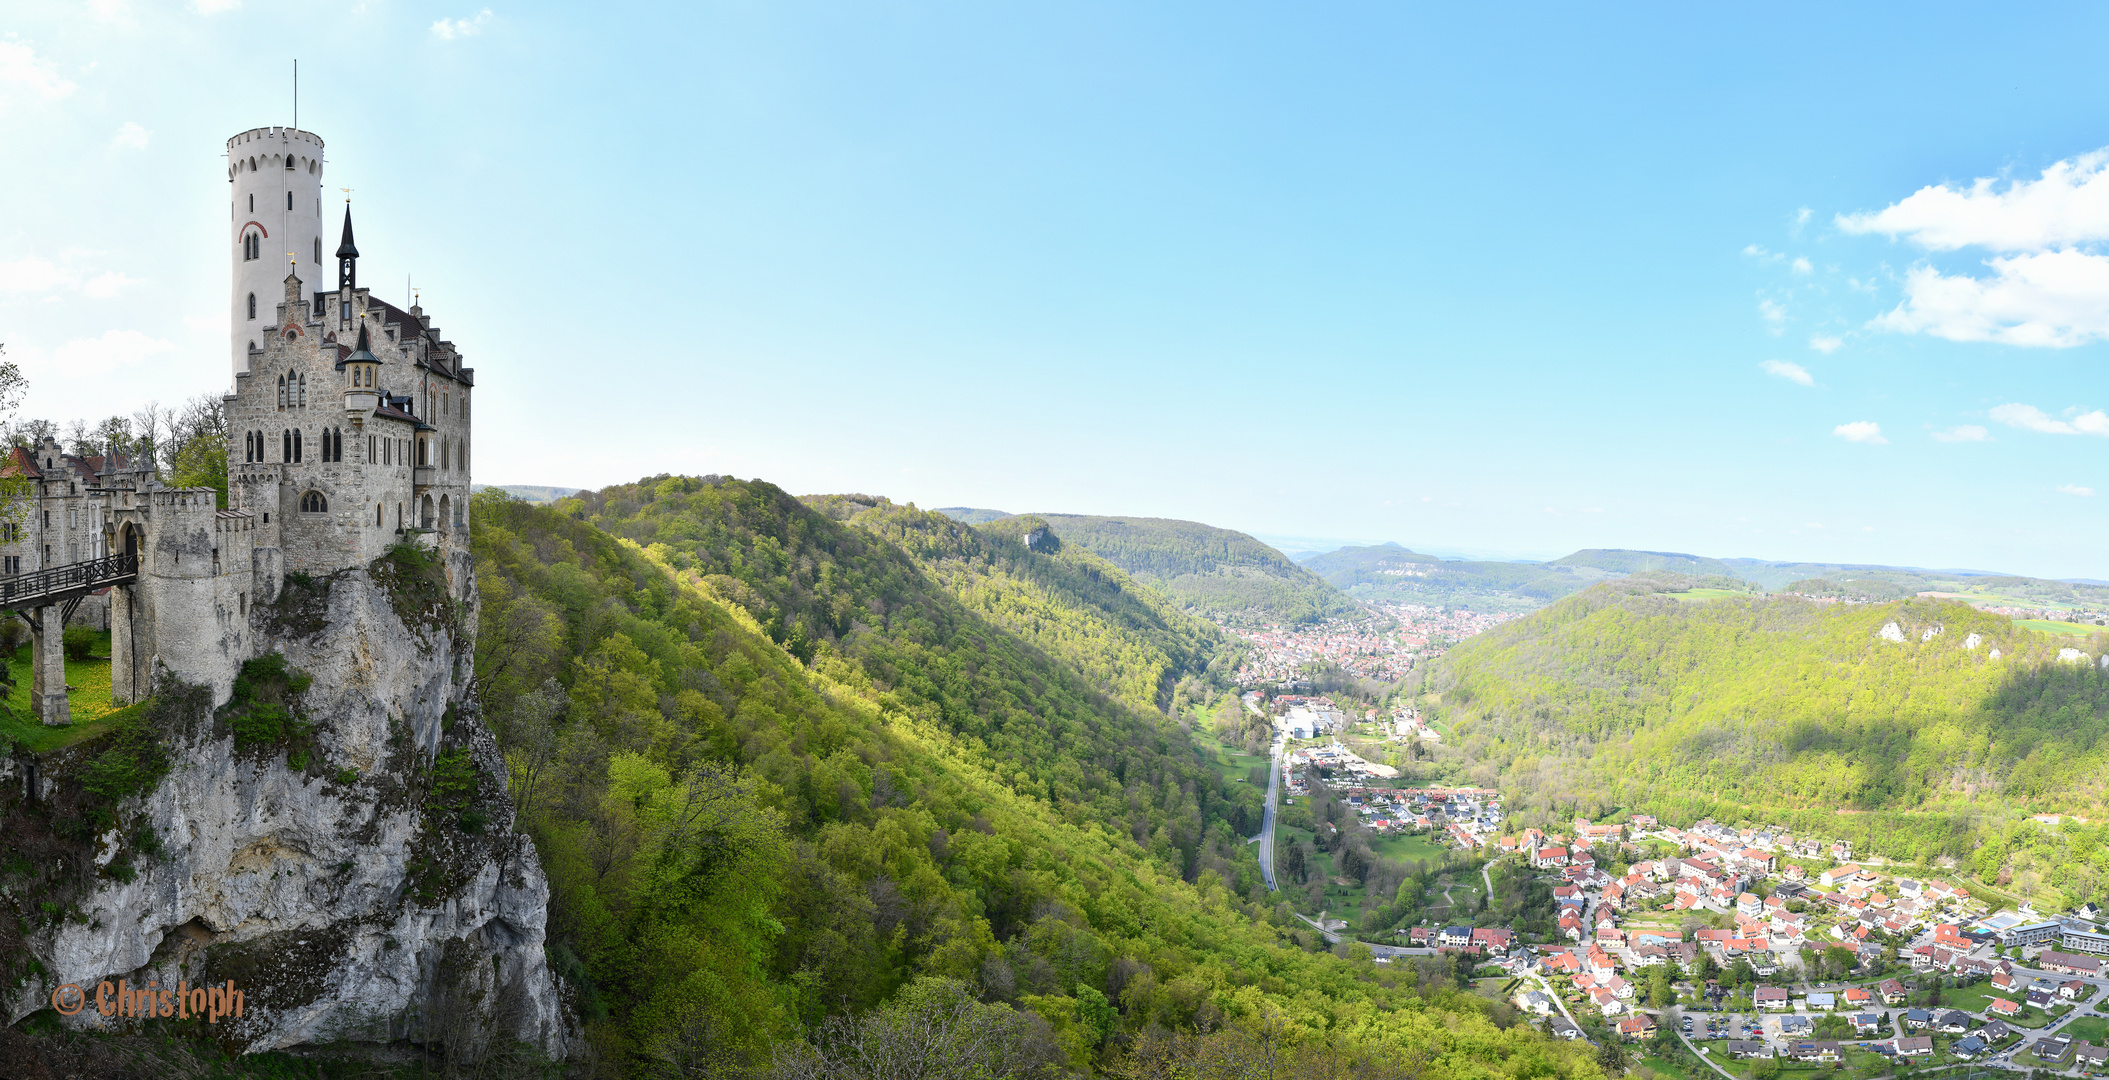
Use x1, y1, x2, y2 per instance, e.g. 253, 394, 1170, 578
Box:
1240, 688, 2109, 1078
1228, 605, 1521, 688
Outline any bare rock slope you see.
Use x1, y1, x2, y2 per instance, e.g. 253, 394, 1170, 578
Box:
0, 556, 566, 1060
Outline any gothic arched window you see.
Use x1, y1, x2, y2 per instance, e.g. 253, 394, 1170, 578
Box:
282, 429, 290, 462
297, 374, 306, 408
293, 429, 303, 463
313, 237, 321, 264
277, 375, 286, 410
247, 293, 256, 320
300, 491, 327, 513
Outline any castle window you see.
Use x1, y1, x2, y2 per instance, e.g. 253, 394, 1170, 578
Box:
286, 191, 293, 210
247, 293, 257, 320
248, 191, 254, 210
375, 503, 382, 526
282, 429, 290, 462
368, 435, 375, 462
285, 157, 295, 171
300, 491, 327, 514
277, 374, 286, 410
294, 429, 303, 463
298, 373, 307, 407
314, 237, 321, 264
441, 440, 449, 470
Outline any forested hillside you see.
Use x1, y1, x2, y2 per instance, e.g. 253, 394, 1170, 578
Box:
1304, 545, 1612, 610
1422, 576, 2109, 891
476, 483, 1598, 1077
1000, 513, 1357, 625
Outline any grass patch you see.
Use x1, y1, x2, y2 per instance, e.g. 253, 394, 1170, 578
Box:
0, 628, 129, 753
1371, 832, 1448, 864
2014, 618, 2096, 637
2062, 1015, 2109, 1042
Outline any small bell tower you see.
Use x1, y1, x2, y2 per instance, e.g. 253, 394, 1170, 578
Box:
342, 323, 381, 420
335, 204, 359, 329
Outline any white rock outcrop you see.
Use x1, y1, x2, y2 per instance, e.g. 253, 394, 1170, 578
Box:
1921, 625, 1944, 642
3, 564, 567, 1059
1963, 633, 1983, 650
1879, 622, 1907, 643
2058, 648, 2089, 664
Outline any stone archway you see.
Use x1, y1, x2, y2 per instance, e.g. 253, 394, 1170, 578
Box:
421, 495, 435, 530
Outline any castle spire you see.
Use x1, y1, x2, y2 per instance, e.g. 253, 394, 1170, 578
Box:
335, 204, 359, 293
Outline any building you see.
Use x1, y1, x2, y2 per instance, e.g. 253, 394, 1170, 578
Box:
2038, 950, 2105, 976
1755, 987, 1790, 1010
2003, 919, 2064, 948
0, 125, 477, 727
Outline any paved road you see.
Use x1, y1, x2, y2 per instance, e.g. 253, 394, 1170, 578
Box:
1257, 732, 1283, 891
1290, 913, 1438, 960
1675, 1025, 1741, 1080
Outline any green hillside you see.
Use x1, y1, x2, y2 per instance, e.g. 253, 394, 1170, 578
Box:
1421, 575, 2109, 889
935, 506, 1013, 524
1305, 545, 1615, 611
1551, 548, 1733, 577
483, 482, 1594, 1075
1007, 513, 1358, 625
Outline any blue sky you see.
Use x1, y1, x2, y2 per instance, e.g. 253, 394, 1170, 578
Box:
6, 3, 2109, 576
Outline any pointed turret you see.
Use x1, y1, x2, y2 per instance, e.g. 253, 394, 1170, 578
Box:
343, 322, 382, 418
336, 205, 359, 293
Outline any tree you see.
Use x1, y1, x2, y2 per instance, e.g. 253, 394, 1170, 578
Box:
1596, 1039, 1629, 1075
768, 977, 1065, 1080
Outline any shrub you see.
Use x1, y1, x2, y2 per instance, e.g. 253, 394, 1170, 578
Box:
62, 624, 96, 661
220, 653, 315, 762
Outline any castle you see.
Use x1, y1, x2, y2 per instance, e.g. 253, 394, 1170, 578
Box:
6, 125, 474, 724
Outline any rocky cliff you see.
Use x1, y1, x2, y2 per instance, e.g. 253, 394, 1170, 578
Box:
0, 548, 566, 1064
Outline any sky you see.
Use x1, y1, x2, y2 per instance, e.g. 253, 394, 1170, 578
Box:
5, 3, 2109, 577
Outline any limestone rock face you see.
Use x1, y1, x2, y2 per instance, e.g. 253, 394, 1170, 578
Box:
3, 564, 567, 1059
1878, 621, 1907, 643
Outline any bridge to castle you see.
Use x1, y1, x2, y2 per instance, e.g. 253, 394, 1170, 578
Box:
2, 553, 140, 728
0, 553, 139, 614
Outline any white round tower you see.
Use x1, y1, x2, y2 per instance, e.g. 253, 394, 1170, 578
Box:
227, 127, 326, 380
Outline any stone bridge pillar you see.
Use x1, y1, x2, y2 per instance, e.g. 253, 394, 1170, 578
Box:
29, 605, 69, 727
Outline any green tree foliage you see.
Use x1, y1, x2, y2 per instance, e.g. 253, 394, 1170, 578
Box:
472, 486, 1606, 1079
993, 512, 1357, 625
1424, 582, 2109, 887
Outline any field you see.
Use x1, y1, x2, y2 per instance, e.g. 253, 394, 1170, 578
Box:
1657, 588, 1750, 602
1371, 832, 1447, 865
0, 628, 130, 753
1188, 723, 1271, 786
2062, 1015, 2109, 1043
2012, 618, 2096, 637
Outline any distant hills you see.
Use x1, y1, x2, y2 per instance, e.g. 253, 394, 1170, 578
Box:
1297, 541, 2109, 614
931, 506, 1012, 524
966, 512, 1359, 625
473, 484, 581, 505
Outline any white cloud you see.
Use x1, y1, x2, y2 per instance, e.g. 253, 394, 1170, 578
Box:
1930, 425, 1989, 443
0, 40, 76, 100
1792, 257, 1813, 275
0, 256, 140, 298
1870, 250, 2109, 347
1759, 299, 1787, 329
109, 122, 150, 150
15, 330, 174, 377
2057, 484, 2096, 497
89, 0, 133, 24
1841, 148, 2109, 347
81, 271, 139, 298
1794, 207, 1812, 228
1838, 149, 2109, 252
431, 9, 495, 38
1760, 359, 1813, 386
0, 257, 71, 293
1808, 334, 1842, 354
1833, 421, 1887, 445
1989, 402, 2109, 436
1743, 244, 1781, 262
